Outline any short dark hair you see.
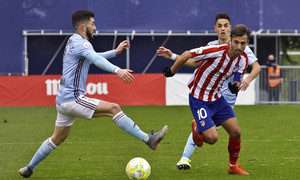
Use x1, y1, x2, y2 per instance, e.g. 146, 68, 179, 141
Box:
230, 24, 251, 40
72, 10, 95, 30
215, 13, 231, 24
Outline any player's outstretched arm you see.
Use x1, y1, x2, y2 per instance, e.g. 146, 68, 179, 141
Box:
115, 40, 130, 55
116, 69, 134, 84
97, 50, 116, 59
97, 40, 130, 59
171, 51, 192, 74
240, 61, 261, 91
157, 46, 173, 59
157, 46, 199, 68
86, 52, 119, 73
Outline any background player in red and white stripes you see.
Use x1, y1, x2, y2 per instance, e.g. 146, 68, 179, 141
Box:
163, 24, 251, 175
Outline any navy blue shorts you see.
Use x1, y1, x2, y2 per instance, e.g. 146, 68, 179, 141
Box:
189, 94, 235, 133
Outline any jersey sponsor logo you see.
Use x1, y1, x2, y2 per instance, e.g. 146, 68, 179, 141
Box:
45, 79, 108, 96
82, 42, 90, 48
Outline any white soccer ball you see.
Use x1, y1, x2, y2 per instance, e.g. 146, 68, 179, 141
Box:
125, 157, 151, 180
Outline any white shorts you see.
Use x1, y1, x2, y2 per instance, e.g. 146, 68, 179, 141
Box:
55, 95, 100, 127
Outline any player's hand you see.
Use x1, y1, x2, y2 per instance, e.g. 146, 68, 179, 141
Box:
116, 69, 134, 83
240, 78, 250, 91
157, 47, 172, 59
162, 67, 174, 77
228, 82, 239, 96
115, 40, 130, 55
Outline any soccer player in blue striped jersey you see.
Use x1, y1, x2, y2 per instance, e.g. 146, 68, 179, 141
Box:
157, 13, 260, 175
18, 10, 168, 178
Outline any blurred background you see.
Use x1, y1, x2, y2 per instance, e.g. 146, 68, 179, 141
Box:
0, 0, 299, 104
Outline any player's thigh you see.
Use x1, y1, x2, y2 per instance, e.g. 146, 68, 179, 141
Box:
221, 117, 241, 139
56, 106, 77, 126
211, 96, 235, 126
57, 95, 99, 120
189, 95, 216, 132
93, 100, 121, 117
202, 126, 219, 144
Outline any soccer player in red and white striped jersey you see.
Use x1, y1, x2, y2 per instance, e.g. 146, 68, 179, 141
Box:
187, 43, 248, 102
163, 24, 251, 175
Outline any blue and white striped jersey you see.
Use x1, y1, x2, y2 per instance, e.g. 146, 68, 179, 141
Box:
56, 33, 118, 104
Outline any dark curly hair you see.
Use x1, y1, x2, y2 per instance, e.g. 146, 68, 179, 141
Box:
230, 24, 251, 40
72, 10, 95, 30
215, 13, 231, 24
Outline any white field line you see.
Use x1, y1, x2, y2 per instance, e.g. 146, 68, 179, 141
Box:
0, 138, 299, 146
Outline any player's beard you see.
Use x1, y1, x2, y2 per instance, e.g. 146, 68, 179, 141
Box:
86, 27, 94, 41
235, 49, 243, 56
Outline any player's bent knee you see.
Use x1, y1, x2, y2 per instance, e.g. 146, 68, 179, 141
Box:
205, 138, 218, 145
204, 134, 219, 145
230, 127, 242, 140
110, 103, 122, 114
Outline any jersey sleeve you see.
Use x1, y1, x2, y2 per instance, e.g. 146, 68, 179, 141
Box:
75, 39, 119, 73
85, 51, 119, 73
244, 46, 257, 65
97, 50, 116, 59
75, 40, 95, 57
190, 44, 227, 62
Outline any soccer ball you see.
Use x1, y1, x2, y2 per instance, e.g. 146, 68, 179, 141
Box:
125, 157, 151, 180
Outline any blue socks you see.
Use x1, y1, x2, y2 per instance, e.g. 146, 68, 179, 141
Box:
29, 138, 57, 170
112, 111, 148, 142
182, 133, 197, 159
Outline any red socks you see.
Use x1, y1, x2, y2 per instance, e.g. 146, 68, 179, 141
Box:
228, 137, 241, 165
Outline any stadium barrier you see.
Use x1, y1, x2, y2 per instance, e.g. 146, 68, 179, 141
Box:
0, 74, 257, 107
0, 74, 165, 107
257, 66, 300, 104
166, 74, 256, 105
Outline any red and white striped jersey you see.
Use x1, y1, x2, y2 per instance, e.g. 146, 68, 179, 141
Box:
187, 43, 248, 102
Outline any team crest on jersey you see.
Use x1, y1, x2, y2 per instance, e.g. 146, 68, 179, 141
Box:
232, 65, 239, 73
200, 120, 205, 126
195, 48, 203, 54
82, 42, 90, 48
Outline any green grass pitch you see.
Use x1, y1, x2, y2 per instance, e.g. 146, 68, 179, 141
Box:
1, 105, 299, 179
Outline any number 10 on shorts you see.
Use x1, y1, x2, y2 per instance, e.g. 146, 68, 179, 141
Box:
197, 108, 207, 126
